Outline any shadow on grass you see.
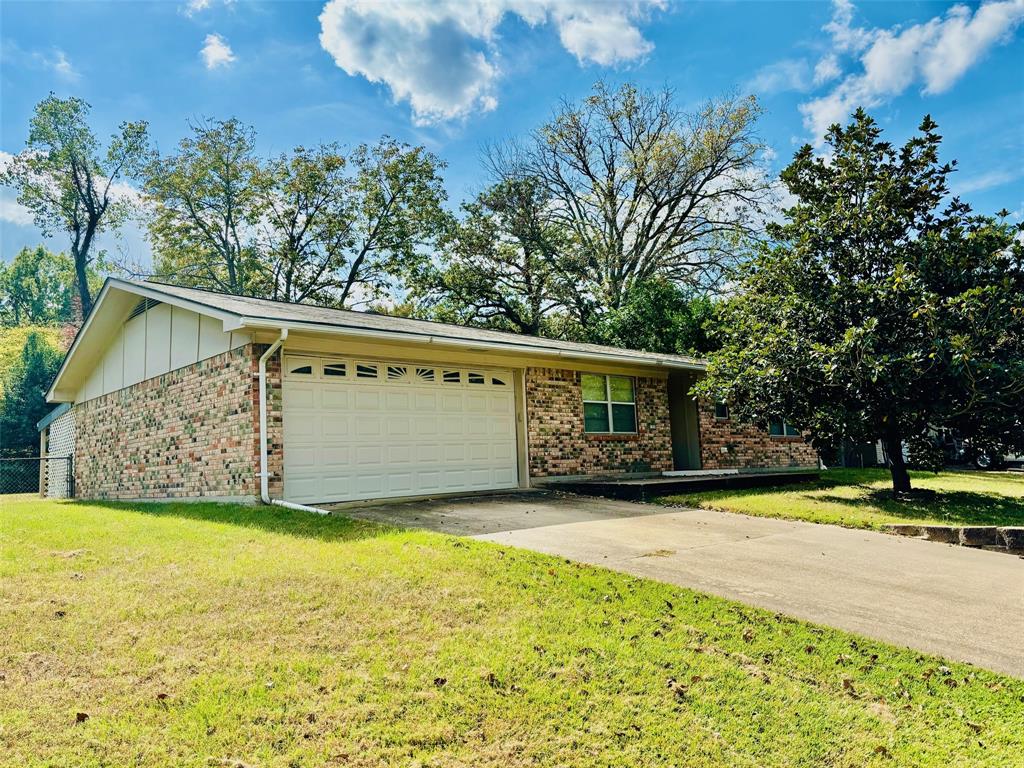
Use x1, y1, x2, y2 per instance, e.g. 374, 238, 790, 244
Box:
815, 490, 1024, 527
77, 499, 400, 543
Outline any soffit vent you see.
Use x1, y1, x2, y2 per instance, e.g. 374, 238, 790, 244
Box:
126, 297, 162, 321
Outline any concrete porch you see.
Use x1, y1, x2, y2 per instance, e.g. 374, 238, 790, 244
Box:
541, 468, 821, 501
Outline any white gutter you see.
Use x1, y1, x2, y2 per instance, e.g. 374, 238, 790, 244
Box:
256, 328, 328, 516
239, 318, 707, 372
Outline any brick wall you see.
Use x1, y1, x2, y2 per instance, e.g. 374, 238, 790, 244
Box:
74, 345, 262, 500
697, 401, 818, 469
525, 367, 672, 477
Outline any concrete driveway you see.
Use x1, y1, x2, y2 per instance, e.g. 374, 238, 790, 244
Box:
340, 491, 1024, 677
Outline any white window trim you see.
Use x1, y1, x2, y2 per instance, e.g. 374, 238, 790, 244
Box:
582, 374, 637, 434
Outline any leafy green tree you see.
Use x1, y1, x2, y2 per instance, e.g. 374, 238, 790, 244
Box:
698, 110, 1024, 494
2, 94, 149, 316
0, 246, 74, 326
146, 118, 264, 296
0, 331, 62, 457
148, 122, 449, 307
495, 82, 770, 319
410, 177, 573, 334
586, 278, 718, 356
316, 137, 449, 307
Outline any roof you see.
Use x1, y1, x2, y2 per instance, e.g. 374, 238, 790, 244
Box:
46, 278, 706, 401
37, 402, 71, 432
132, 279, 707, 368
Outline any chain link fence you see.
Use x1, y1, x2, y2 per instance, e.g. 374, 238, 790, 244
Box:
0, 457, 74, 497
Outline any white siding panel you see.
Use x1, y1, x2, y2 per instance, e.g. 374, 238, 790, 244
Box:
145, 303, 172, 379
198, 314, 229, 360
170, 306, 200, 371
229, 330, 251, 350
123, 313, 146, 387
102, 327, 124, 393
84, 361, 102, 401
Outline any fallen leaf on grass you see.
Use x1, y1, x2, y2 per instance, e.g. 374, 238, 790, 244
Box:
75, 712, 89, 723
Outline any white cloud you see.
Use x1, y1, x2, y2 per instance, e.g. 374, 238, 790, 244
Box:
0, 152, 35, 227
823, 0, 873, 53
746, 59, 811, 95
200, 33, 236, 69
183, 0, 233, 16
801, 0, 1024, 143
956, 167, 1023, 194
50, 50, 79, 81
318, 0, 663, 125
812, 54, 841, 85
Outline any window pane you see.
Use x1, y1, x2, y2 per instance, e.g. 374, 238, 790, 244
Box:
583, 402, 610, 432
290, 365, 312, 375
467, 371, 485, 384
581, 374, 606, 401
612, 403, 637, 433
769, 421, 784, 436
609, 376, 634, 403
357, 363, 378, 379
714, 402, 729, 419
442, 370, 461, 384
785, 423, 800, 437
323, 362, 347, 377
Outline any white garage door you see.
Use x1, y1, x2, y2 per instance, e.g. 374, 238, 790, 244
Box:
282, 355, 519, 504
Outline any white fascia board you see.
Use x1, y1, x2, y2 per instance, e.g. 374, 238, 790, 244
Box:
238, 317, 707, 372
45, 280, 114, 402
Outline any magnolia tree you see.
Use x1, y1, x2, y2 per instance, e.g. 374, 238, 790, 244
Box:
698, 110, 1024, 495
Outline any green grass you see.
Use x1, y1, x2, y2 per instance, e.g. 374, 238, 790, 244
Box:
2, 495, 1022, 767
656, 468, 1024, 531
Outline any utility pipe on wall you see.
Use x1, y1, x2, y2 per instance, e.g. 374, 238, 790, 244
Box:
256, 329, 328, 515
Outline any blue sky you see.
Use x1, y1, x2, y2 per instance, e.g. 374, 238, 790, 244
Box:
2, 0, 1022, 267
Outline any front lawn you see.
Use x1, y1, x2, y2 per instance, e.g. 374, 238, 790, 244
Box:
656, 468, 1024, 531
2, 495, 1022, 767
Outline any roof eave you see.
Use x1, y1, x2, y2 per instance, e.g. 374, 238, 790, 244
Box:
238, 317, 707, 372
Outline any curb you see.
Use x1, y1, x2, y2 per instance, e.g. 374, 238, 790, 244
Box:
882, 524, 1024, 555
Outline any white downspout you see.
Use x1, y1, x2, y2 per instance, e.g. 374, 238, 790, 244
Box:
257, 329, 328, 515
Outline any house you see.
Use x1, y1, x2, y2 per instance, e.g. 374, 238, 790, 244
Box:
41, 279, 817, 505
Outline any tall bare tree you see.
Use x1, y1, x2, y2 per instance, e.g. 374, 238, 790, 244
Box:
2, 94, 149, 316
495, 82, 771, 316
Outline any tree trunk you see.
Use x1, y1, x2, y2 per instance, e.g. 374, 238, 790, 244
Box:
883, 432, 912, 494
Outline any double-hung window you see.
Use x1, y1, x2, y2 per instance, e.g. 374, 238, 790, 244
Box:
768, 420, 800, 437
582, 374, 637, 433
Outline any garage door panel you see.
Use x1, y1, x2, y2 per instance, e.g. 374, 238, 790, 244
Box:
284, 359, 519, 503
284, 386, 316, 409
321, 416, 350, 438
321, 445, 351, 467
355, 416, 383, 436
355, 391, 382, 410
321, 388, 350, 409
284, 413, 318, 442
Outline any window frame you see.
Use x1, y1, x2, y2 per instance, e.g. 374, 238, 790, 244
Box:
768, 419, 800, 438
581, 373, 637, 435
